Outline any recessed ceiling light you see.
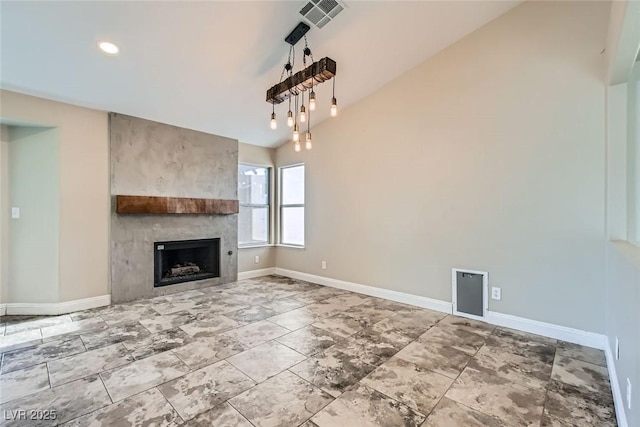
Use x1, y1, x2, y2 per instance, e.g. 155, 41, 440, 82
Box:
98, 41, 119, 55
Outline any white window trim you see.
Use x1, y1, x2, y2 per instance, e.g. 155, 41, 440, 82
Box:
279, 163, 305, 248
238, 163, 272, 248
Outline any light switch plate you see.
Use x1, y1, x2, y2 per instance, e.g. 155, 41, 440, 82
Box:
11, 207, 20, 219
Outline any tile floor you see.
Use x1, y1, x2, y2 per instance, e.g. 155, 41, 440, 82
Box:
0, 275, 617, 426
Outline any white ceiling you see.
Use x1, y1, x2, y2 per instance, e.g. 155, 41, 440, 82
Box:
0, 1, 520, 148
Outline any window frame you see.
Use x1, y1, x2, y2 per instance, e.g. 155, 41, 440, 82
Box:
279, 163, 305, 248
238, 163, 272, 248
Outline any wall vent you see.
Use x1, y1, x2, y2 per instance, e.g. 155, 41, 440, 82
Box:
452, 268, 488, 321
299, 0, 345, 29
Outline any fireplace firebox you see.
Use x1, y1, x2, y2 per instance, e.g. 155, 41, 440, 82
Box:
154, 238, 220, 287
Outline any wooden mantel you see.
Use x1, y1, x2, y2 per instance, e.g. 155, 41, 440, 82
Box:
116, 195, 239, 215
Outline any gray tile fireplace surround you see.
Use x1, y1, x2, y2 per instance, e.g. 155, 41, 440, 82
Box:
110, 214, 237, 303
109, 113, 239, 303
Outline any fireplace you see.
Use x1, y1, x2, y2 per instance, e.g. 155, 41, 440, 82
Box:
154, 238, 220, 287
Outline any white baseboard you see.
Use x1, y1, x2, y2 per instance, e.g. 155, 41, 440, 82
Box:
484, 311, 607, 350
273, 268, 607, 350
0, 304, 5, 316
274, 268, 453, 314
1, 295, 111, 316
605, 339, 629, 427
238, 267, 276, 280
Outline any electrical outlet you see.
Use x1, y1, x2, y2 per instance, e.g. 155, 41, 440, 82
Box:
627, 378, 632, 410
491, 287, 501, 301
11, 207, 20, 219
616, 337, 620, 360
321, 261, 327, 270
254, 255, 260, 264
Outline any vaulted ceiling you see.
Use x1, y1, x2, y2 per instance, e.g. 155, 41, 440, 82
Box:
0, 1, 520, 147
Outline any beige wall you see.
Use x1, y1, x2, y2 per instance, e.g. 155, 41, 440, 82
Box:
238, 142, 276, 272
0, 90, 110, 303
275, 1, 609, 332
6, 126, 60, 303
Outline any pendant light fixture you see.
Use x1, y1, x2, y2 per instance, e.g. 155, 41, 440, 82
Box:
306, 92, 312, 150
299, 91, 306, 123
292, 94, 300, 143
266, 22, 338, 152
287, 97, 294, 127
309, 84, 316, 111
270, 103, 277, 130
330, 78, 338, 117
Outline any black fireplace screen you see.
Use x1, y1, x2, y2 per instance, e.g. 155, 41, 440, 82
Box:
154, 238, 220, 287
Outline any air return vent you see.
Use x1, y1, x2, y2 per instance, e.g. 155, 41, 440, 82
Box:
300, 0, 345, 29
452, 268, 488, 320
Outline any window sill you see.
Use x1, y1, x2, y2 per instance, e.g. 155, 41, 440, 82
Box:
276, 244, 305, 249
238, 244, 274, 249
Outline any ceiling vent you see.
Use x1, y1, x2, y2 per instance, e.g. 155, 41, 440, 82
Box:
299, 0, 345, 29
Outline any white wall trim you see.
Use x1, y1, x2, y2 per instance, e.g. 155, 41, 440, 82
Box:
0, 304, 6, 316
273, 268, 607, 350
1, 295, 111, 316
484, 311, 607, 350
238, 267, 276, 280
605, 339, 629, 427
274, 268, 453, 314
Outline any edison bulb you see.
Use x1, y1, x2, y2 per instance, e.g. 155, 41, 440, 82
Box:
305, 133, 312, 150
270, 112, 277, 130
299, 105, 306, 123
292, 125, 299, 142
294, 141, 301, 152
330, 97, 338, 117
287, 111, 294, 127
309, 92, 316, 111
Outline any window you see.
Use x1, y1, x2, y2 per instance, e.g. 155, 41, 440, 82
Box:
279, 164, 305, 246
238, 164, 270, 247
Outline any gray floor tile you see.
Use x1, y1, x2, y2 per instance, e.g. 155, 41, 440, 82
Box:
100, 351, 190, 402
393, 340, 470, 379
289, 347, 376, 397
0, 329, 42, 354
1, 336, 85, 374
555, 341, 606, 366
310, 383, 425, 426
229, 370, 333, 427
551, 354, 611, 394
0, 363, 50, 404
123, 328, 192, 360
423, 397, 508, 427
0, 376, 111, 426
275, 326, 343, 356
80, 322, 151, 350
48, 343, 133, 387
64, 388, 183, 426
219, 320, 289, 348
445, 365, 546, 426
227, 341, 306, 383
172, 335, 246, 370
4, 315, 72, 336
544, 380, 616, 426
158, 360, 254, 420
182, 402, 252, 427
360, 357, 453, 414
